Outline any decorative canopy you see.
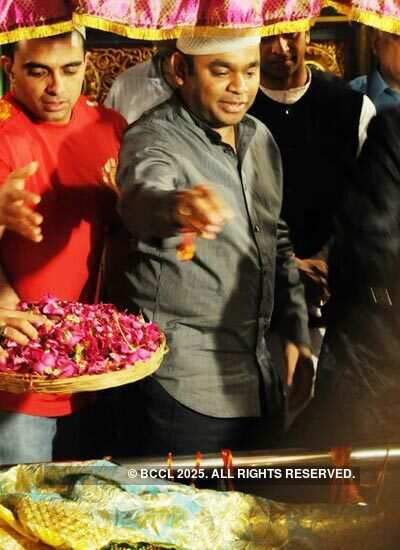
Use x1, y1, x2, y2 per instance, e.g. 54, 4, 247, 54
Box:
0, 0, 399, 45
330, 0, 400, 34
0, 0, 73, 44
72, 0, 323, 38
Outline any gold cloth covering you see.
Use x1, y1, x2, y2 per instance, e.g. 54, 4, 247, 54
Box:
0, 461, 391, 549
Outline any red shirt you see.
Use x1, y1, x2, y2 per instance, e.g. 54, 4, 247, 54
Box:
0, 93, 126, 416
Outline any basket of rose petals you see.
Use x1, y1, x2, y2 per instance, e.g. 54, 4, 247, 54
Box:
0, 296, 167, 393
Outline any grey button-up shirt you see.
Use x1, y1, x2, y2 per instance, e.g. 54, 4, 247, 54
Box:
116, 96, 309, 418
105, 57, 173, 124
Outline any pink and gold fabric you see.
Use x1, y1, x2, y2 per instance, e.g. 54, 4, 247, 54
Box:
0, 0, 73, 45
328, 0, 400, 34
72, 0, 323, 38
0, 1, 400, 45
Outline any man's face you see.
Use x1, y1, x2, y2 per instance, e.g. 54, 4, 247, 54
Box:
260, 32, 308, 82
2, 32, 86, 124
177, 46, 260, 129
373, 32, 400, 89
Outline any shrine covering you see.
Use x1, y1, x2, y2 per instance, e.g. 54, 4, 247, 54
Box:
0, 0, 399, 45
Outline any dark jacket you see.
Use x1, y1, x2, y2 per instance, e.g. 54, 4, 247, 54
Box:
296, 108, 400, 446
250, 70, 363, 258
329, 107, 400, 297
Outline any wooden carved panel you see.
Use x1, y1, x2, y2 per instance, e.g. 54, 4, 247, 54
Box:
84, 40, 346, 105
84, 46, 156, 104
306, 40, 345, 76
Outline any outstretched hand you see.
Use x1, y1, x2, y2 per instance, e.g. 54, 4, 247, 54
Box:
0, 161, 43, 242
174, 184, 234, 240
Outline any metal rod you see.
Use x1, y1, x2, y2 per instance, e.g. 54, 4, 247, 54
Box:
117, 445, 400, 469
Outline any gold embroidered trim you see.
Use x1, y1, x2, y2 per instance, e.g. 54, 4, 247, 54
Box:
0, 99, 12, 122
73, 12, 314, 40
0, 21, 74, 46
326, 1, 400, 35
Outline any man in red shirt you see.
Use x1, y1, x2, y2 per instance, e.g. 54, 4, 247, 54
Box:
0, 29, 126, 463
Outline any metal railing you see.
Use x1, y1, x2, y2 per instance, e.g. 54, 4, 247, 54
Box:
117, 445, 400, 469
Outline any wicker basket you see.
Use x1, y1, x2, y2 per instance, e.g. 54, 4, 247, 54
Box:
0, 335, 167, 394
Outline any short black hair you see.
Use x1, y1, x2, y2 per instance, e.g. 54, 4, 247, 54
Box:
1, 42, 16, 59
181, 53, 195, 75
1, 31, 86, 60
156, 39, 177, 59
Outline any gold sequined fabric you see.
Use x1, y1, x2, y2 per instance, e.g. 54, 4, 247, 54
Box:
0, 462, 391, 550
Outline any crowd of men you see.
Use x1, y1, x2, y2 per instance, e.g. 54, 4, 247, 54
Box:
0, 24, 399, 464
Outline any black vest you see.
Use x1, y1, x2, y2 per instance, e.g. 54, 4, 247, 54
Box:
250, 70, 364, 258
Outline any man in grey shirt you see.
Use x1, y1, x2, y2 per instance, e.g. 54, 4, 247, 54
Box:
104, 41, 175, 124
115, 34, 312, 456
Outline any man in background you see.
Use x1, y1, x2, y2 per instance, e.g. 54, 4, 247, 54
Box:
250, 31, 375, 364
105, 40, 176, 123
350, 29, 400, 112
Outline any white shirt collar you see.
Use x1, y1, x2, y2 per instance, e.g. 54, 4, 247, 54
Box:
260, 67, 312, 105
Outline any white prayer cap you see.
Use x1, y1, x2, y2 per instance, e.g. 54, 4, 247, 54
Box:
177, 34, 260, 55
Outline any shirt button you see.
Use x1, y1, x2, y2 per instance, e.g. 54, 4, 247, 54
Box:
285, 109, 290, 115
254, 224, 261, 232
